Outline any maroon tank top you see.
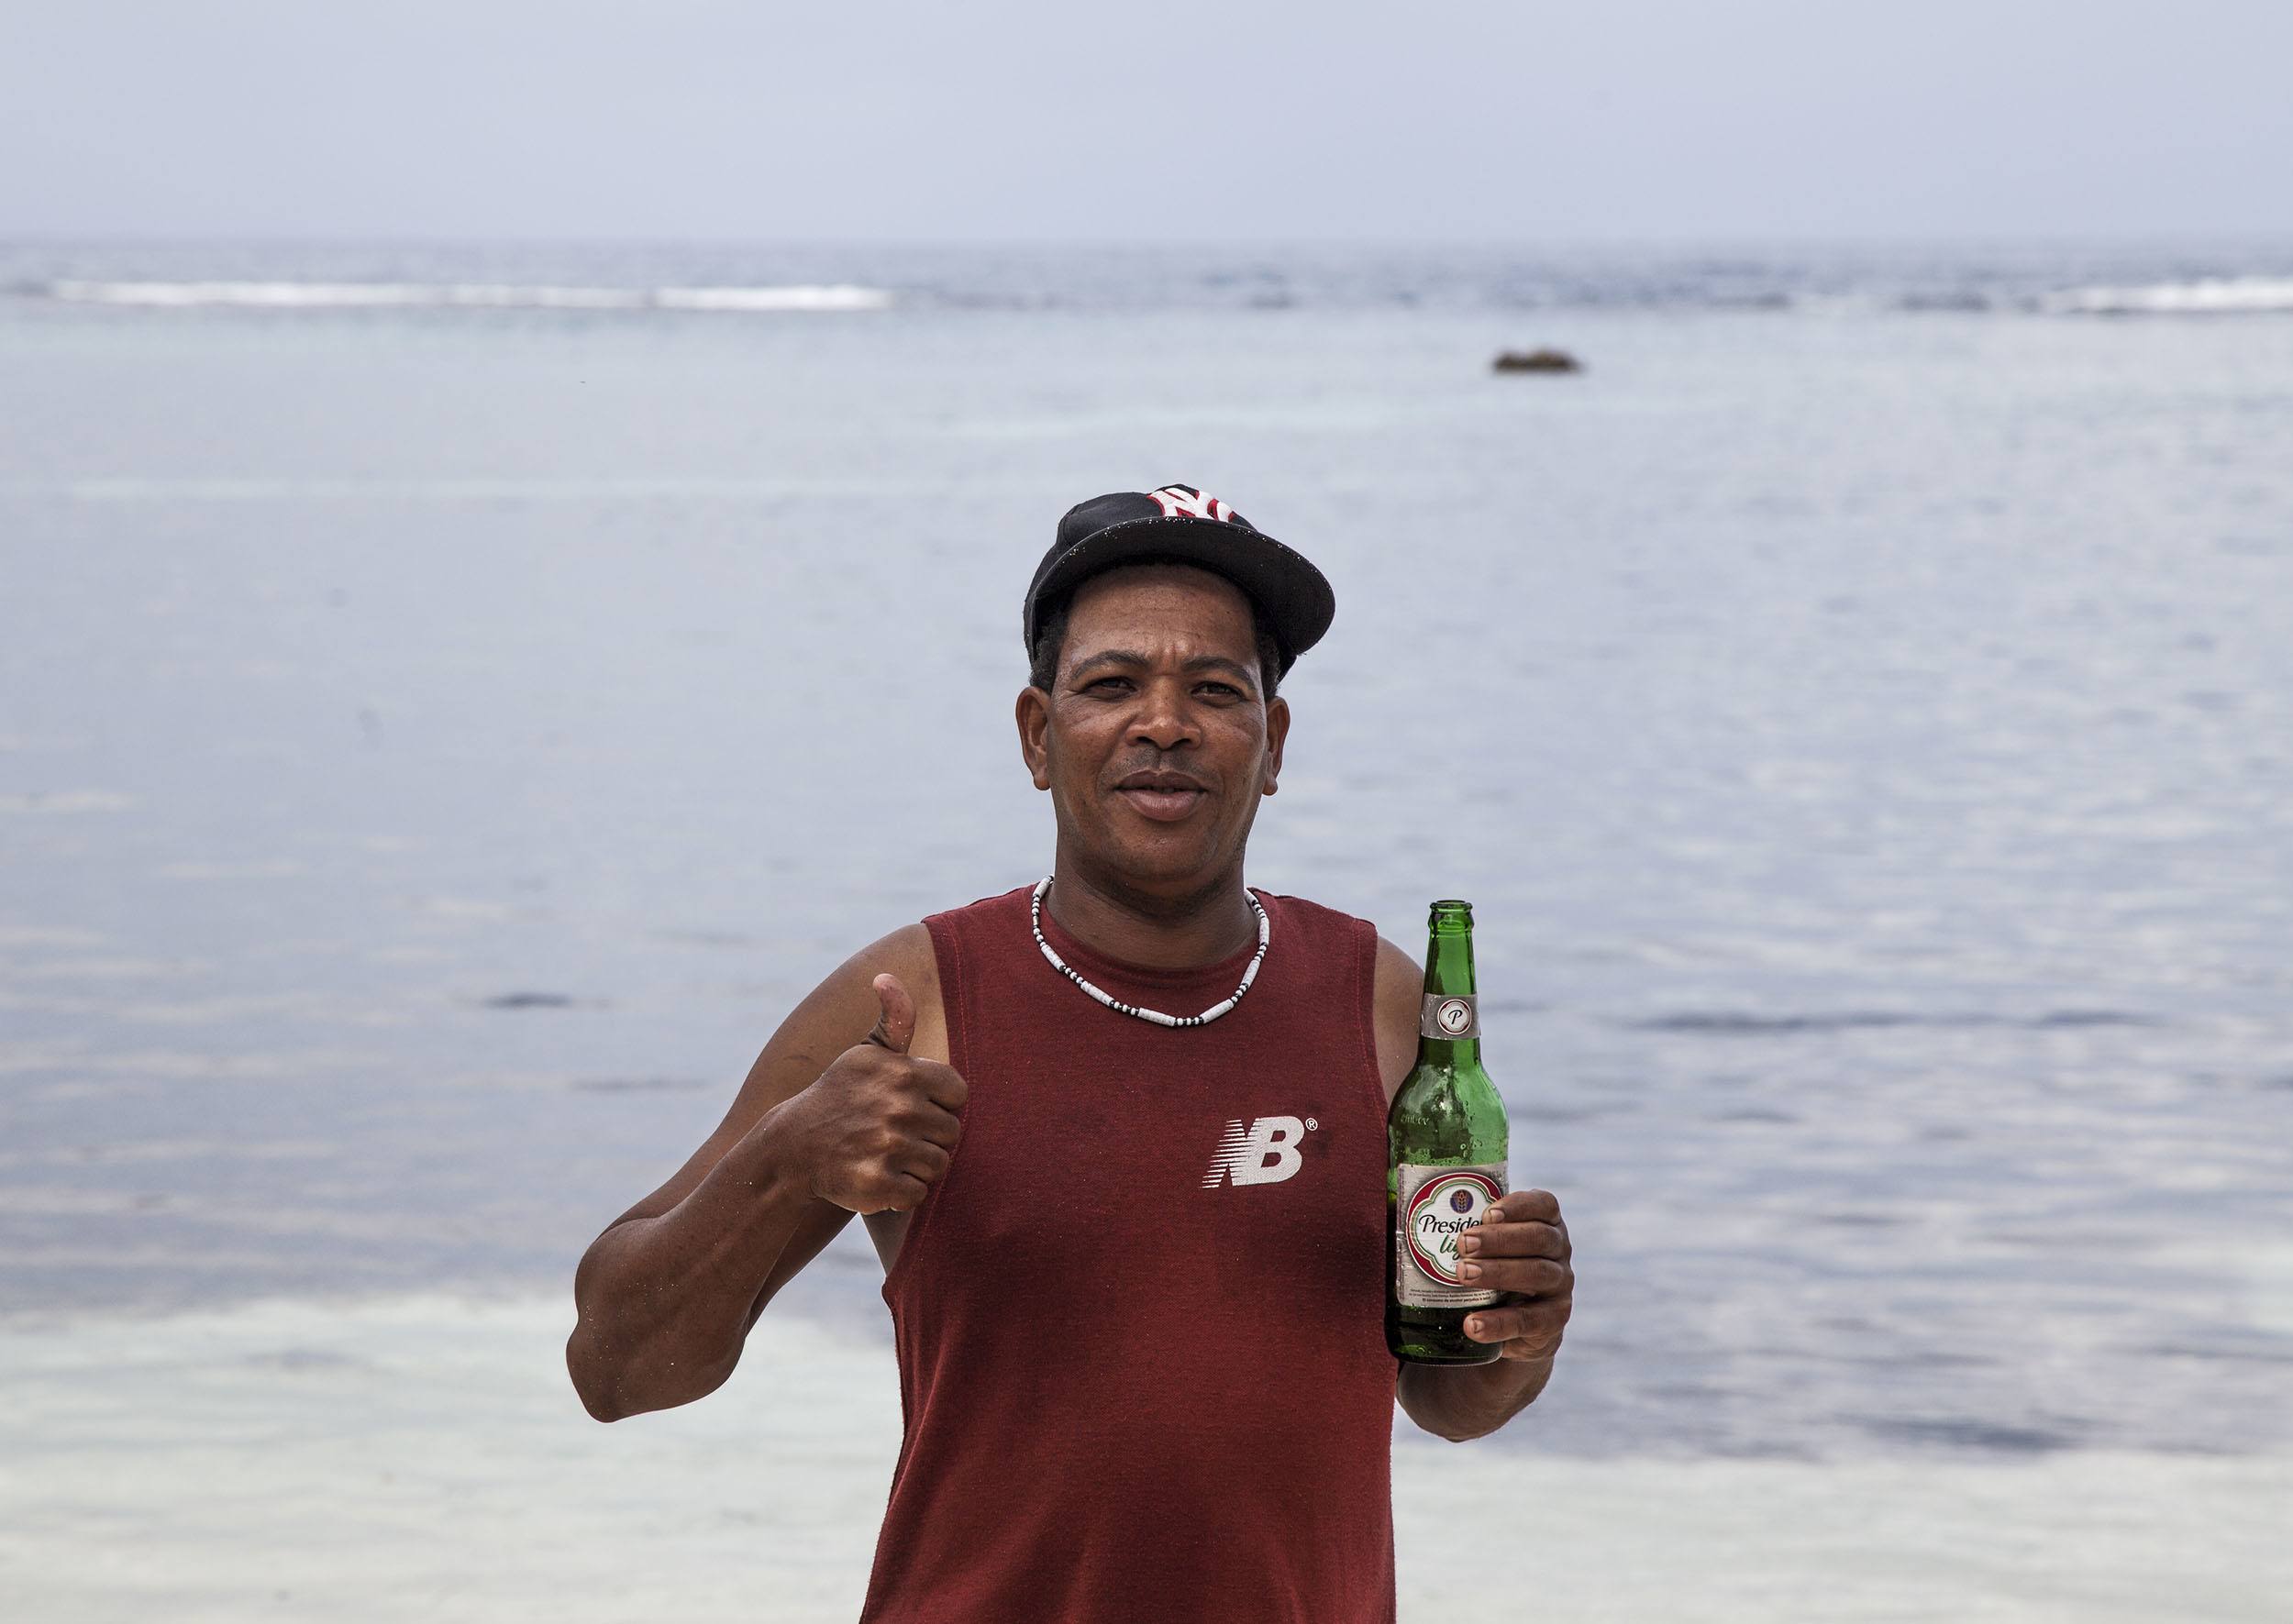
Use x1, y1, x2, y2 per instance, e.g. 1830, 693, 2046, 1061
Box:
859, 882, 1398, 1624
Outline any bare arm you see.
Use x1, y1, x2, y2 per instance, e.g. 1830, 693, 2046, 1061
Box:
1370, 934, 1572, 1443
564, 922, 953, 1421
1390, 1188, 1568, 1442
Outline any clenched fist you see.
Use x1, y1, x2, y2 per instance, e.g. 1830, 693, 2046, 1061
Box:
772, 973, 968, 1214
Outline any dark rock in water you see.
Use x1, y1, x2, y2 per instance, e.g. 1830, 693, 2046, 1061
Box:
1492, 348, 1583, 374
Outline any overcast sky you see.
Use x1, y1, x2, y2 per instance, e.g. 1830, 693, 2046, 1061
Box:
3, 0, 2287, 242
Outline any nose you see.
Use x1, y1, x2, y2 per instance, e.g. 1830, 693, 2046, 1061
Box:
1126, 676, 1200, 752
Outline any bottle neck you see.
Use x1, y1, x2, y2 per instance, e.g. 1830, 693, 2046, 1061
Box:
1417, 913, 1480, 1068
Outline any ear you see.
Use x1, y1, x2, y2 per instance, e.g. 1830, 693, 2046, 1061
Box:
1016, 686, 1052, 790
1261, 694, 1290, 797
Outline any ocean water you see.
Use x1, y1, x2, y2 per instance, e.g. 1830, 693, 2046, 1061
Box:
4, 239, 2291, 1475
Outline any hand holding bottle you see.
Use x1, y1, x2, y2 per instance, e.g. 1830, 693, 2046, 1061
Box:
1454, 1188, 1573, 1360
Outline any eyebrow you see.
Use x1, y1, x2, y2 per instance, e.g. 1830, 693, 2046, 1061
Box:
1069, 648, 1259, 690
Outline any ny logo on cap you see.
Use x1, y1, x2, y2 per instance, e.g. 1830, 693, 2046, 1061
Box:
1146, 485, 1235, 523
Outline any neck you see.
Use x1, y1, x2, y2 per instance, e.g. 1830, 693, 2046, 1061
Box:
1042, 851, 1257, 971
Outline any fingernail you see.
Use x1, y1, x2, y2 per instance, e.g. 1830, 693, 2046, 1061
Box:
1459, 1233, 1480, 1255
1460, 1262, 1481, 1281
1467, 1318, 1485, 1337
1482, 1207, 1505, 1223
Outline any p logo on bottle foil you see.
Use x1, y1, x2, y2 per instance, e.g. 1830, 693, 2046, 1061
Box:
1421, 994, 1479, 1040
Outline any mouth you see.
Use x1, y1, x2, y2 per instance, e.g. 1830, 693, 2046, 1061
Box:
1113, 774, 1210, 823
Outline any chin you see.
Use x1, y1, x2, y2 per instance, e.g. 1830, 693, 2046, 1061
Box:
1107, 836, 1228, 887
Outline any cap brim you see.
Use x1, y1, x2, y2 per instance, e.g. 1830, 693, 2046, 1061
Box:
1025, 516, 1335, 676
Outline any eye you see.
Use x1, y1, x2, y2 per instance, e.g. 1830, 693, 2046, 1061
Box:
1199, 682, 1244, 699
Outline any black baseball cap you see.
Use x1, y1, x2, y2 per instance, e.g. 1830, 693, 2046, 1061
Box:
1022, 484, 1335, 680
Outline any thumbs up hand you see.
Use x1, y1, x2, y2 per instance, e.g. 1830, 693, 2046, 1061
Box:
774, 973, 969, 1215
864, 971, 917, 1055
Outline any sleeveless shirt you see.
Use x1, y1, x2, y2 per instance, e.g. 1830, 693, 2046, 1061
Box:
858, 883, 1398, 1624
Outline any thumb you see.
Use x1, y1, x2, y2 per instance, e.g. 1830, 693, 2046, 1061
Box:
865, 972, 914, 1054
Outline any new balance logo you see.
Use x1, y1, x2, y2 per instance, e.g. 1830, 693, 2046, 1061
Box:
1202, 1115, 1317, 1188
1146, 484, 1235, 523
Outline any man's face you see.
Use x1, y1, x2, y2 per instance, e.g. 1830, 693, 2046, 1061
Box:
1017, 563, 1291, 895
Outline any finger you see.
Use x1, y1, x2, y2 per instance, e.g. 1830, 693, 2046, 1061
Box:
865, 973, 914, 1055
880, 1172, 931, 1212
1465, 1299, 1570, 1348
894, 1142, 951, 1186
1458, 1220, 1567, 1260
1488, 1188, 1560, 1225
914, 1102, 964, 1150
1500, 1323, 1568, 1362
912, 1059, 969, 1112
1457, 1257, 1571, 1296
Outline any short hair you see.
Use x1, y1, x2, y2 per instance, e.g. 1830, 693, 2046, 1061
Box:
1027, 557, 1286, 701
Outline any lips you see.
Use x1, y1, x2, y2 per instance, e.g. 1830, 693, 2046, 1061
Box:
1113, 769, 1209, 823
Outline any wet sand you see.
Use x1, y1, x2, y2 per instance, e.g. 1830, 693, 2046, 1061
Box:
3, 1291, 2284, 1622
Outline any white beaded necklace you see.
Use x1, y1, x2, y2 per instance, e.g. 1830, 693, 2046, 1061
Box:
1029, 875, 1270, 1028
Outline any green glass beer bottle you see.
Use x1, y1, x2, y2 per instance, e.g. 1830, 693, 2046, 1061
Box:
1387, 899, 1510, 1364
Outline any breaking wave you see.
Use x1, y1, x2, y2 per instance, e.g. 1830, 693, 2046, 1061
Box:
2042, 276, 2293, 315
29, 280, 893, 313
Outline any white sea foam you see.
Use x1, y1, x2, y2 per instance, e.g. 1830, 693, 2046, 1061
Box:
36, 475, 883, 503
2043, 276, 2293, 315
0, 1291, 2287, 1622
651, 285, 890, 311
36, 280, 893, 313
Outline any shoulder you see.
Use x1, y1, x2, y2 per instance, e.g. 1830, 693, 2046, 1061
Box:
1250, 890, 1413, 1004
1255, 891, 1412, 984
1368, 933, 1423, 1099
914, 885, 1036, 1017
1250, 889, 1381, 963
922, 882, 1036, 943
1262, 891, 1420, 1100
859, 919, 940, 993
1253, 889, 1365, 933
807, 919, 947, 1066
884, 882, 1041, 1061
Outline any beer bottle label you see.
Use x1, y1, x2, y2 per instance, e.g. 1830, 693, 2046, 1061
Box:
1393, 1163, 1505, 1308
1420, 993, 1479, 1040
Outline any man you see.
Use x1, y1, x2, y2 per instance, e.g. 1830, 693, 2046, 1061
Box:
566, 484, 1573, 1623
